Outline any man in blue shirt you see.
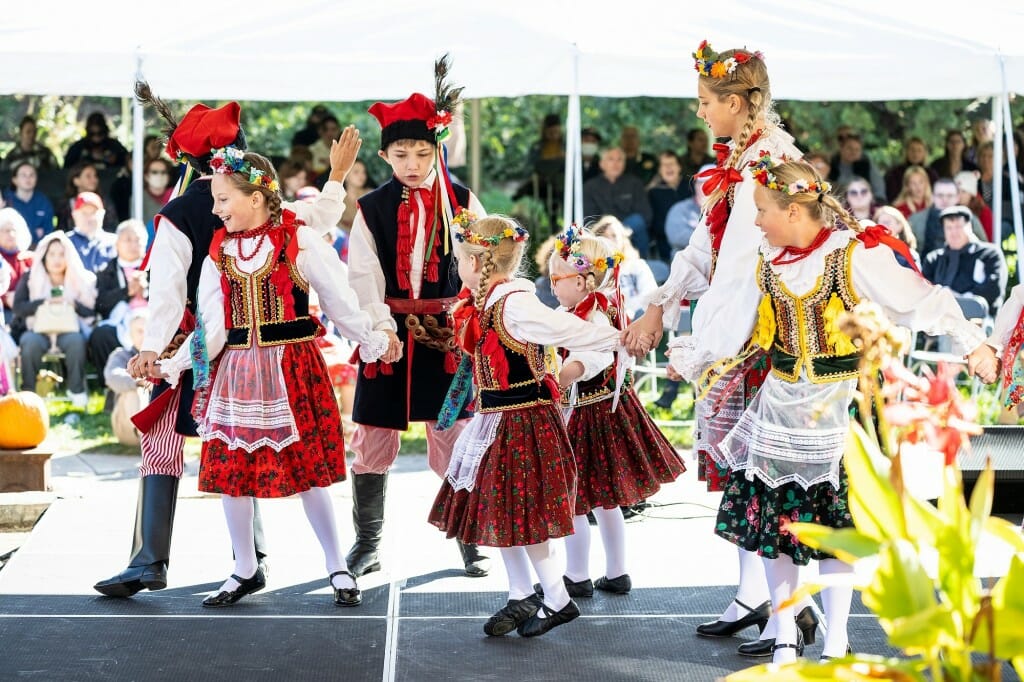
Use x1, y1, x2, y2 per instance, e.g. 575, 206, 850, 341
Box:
2, 162, 54, 245
67, 191, 115, 273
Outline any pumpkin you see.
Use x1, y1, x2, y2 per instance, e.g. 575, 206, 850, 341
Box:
0, 391, 50, 450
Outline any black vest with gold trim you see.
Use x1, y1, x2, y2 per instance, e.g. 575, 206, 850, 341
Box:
558, 298, 631, 407
474, 292, 552, 413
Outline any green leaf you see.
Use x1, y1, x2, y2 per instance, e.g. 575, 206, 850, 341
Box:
1014, 657, 1024, 681
991, 554, 1024, 661
725, 655, 927, 681
967, 461, 995, 546
786, 524, 882, 564
845, 423, 905, 542
863, 540, 937, 625
984, 517, 1024, 552
934, 524, 980, 623
884, 603, 959, 654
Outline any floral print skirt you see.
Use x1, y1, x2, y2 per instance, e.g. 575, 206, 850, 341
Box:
714, 465, 853, 566
566, 389, 685, 514
199, 341, 346, 498
429, 402, 576, 547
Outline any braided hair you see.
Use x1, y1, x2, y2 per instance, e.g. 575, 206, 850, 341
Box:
453, 215, 528, 311
762, 160, 862, 232
221, 152, 283, 224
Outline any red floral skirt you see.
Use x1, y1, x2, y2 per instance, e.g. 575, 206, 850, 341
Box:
567, 389, 686, 514
428, 402, 576, 547
199, 341, 346, 498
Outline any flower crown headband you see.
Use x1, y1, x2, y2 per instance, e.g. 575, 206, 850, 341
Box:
554, 225, 624, 275
451, 209, 529, 248
209, 146, 280, 192
748, 151, 832, 196
693, 40, 763, 79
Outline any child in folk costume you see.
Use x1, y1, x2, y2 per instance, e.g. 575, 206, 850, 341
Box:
987, 283, 1024, 414
157, 149, 398, 608
429, 214, 621, 638
623, 41, 800, 654
346, 57, 490, 578
678, 156, 998, 662
547, 227, 686, 597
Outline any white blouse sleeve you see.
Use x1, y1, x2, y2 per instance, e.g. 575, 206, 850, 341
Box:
647, 217, 712, 327
156, 257, 226, 388
563, 308, 615, 381
285, 180, 345, 236
852, 244, 987, 355
346, 209, 399, 333
296, 226, 389, 362
987, 283, 1024, 352
503, 292, 620, 352
142, 215, 192, 354
467, 191, 487, 217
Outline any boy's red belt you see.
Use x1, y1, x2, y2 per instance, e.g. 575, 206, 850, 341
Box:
385, 296, 458, 315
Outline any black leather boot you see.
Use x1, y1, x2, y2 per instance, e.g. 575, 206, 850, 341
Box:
94, 475, 179, 597
345, 473, 387, 577
457, 539, 491, 577
654, 379, 681, 409
252, 500, 269, 575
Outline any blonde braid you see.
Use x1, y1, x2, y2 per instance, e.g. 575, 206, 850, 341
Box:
266, 192, 283, 225
704, 102, 759, 210
475, 249, 495, 311
820, 194, 863, 233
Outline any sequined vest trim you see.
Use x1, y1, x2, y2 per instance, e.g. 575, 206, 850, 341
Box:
474, 292, 551, 413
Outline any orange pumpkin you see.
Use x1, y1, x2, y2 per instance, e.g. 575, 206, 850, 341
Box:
0, 391, 50, 450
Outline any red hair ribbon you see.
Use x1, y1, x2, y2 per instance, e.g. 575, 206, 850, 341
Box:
856, 224, 923, 276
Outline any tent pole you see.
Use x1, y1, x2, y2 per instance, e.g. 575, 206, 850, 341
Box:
571, 46, 583, 226
1000, 56, 1024, 283
131, 53, 145, 222
469, 99, 481, 195
993, 91, 1004, 244
562, 44, 580, 229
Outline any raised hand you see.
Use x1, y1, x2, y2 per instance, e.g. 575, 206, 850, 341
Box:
328, 125, 363, 182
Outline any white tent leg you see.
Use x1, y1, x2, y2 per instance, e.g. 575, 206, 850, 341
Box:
469, 99, 481, 196
131, 54, 145, 222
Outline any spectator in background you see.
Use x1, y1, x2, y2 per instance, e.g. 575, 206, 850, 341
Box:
88, 219, 147, 373
954, 171, 994, 241
67, 192, 116, 274
3, 162, 54, 245
647, 151, 692, 261
829, 129, 885, 199
664, 162, 714, 258
583, 147, 652, 256
873, 206, 921, 270
910, 178, 987, 256
0, 208, 32, 324
308, 115, 341, 177
277, 159, 307, 202
930, 130, 977, 180
2, 116, 58, 172
580, 127, 603, 182
966, 116, 995, 166
591, 215, 657, 319
804, 151, 831, 181
517, 113, 565, 228
621, 126, 658, 184
105, 307, 150, 446
893, 165, 933, 218
844, 176, 878, 221
142, 135, 164, 165
56, 162, 117, 232
292, 104, 331, 149
884, 137, 937, 202
64, 112, 128, 171
679, 128, 715, 184
141, 157, 175, 235
921, 205, 1007, 317
340, 159, 376, 232
11, 231, 96, 408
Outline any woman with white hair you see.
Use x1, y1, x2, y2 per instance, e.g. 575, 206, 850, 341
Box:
0, 207, 32, 325
11, 231, 97, 408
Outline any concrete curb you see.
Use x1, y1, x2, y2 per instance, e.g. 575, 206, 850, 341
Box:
0, 491, 56, 531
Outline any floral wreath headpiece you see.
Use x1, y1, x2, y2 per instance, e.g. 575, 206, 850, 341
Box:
209, 146, 280, 192
693, 40, 763, 79
748, 151, 832, 196
451, 210, 528, 248
554, 225, 624, 275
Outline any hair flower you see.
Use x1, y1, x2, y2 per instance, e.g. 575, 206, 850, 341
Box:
748, 150, 832, 196
209, 146, 280, 192
693, 40, 762, 79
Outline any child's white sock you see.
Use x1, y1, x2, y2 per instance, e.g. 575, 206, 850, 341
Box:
591, 506, 627, 579
219, 495, 257, 593
819, 558, 853, 658
525, 541, 570, 616
564, 514, 591, 582
499, 546, 535, 601
763, 554, 801, 664
299, 486, 354, 590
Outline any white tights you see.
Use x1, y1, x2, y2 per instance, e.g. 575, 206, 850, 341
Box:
498, 541, 571, 616
720, 547, 770, 623
818, 558, 853, 658
763, 554, 800, 664
564, 507, 627, 582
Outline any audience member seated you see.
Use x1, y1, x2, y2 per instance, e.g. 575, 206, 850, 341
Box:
583, 147, 653, 257
1, 116, 59, 172
88, 219, 147, 373
844, 176, 878, 221
515, 113, 566, 228
921, 205, 1007, 318
531, 234, 561, 310
63, 112, 128, 171
580, 127, 603, 182
929, 129, 978, 181
141, 157, 175, 234
307, 115, 341, 178
893, 165, 932, 218
277, 159, 307, 202
291, 104, 331, 149
0, 258, 16, 392
873, 206, 921, 270
966, 116, 995, 166
975, 140, 1022, 241
340, 159, 376, 232
883, 137, 936, 202
804, 151, 831, 182
954, 171, 994, 241
55, 162, 117, 232
647, 151, 693, 262
11, 231, 97, 409
910, 178, 987, 257
620, 126, 658, 184
104, 307, 150, 446
67, 192, 116, 274
0, 208, 33, 325
591, 215, 657, 319
828, 129, 885, 199
679, 128, 715, 185
664, 162, 714, 258
2, 161, 54, 245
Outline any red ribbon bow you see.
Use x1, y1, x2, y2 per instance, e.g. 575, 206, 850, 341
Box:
697, 165, 744, 196
856, 224, 923, 276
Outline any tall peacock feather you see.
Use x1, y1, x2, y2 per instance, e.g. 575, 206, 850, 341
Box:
430, 53, 464, 257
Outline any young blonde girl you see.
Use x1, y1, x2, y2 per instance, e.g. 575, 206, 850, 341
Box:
988, 283, 1024, 415
158, 148, 397, 608
623, 40, 802, 653
428, 214, 620, 638
685, 156, 997, 662
547, 226, 685, 598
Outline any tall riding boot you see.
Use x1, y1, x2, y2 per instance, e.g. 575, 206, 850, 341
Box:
345, 473, 387, 577
457, 539, 491, 577
94, 474, 179, 597
654, 379, 681, 409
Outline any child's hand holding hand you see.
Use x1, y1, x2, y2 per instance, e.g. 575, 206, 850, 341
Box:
558, 360, 584, 391
967, 344, 1000, 384
382, 330, 404, 364
329, 125, 363, 182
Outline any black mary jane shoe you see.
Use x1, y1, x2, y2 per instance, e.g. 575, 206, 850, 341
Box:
737, 637, 775, 657
820, 644, 853, 661
201, 568, 267, 608
330, 570, 361, 607
534, 575, 594, 599
516, 599, 581, 637
738, 605, 821, 656
484, 594, 542, 637
770, 630, 805, 659
594, 574, 632, 595
696, 598, 771, 638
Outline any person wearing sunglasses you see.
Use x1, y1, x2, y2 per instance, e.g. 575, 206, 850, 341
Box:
843, 177, 877, 221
